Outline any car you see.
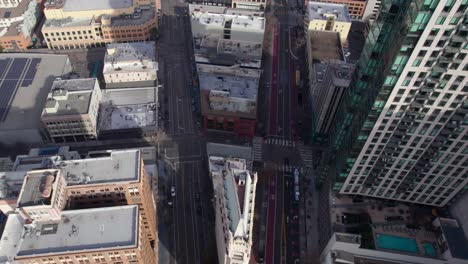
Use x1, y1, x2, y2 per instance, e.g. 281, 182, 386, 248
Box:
168, 200, 173, 206
171, 186, 176, 197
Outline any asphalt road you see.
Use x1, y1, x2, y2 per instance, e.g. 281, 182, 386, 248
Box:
158, 0, 217, 263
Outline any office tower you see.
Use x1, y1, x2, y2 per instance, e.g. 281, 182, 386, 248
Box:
318, 0, 467, 207
305, 2, 352, 44
207, 143, 257, 264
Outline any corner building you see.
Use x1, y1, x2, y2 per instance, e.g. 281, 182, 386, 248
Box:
319, 0, 468, 207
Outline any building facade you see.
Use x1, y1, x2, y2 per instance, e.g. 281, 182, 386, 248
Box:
208, 143, 257, 264
41, 0, 157, 50
41, 78, 102, 143
0, 0, 40, 51
198, 64, 260, 137
362, 0, 382, 21
231, 0, 266, 10
314, 0, 366, 19
305, 1, 352, 44
103, 42, 158, 88
318, 0, 468, 207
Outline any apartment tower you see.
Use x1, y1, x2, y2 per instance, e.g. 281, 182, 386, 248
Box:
318, 0, 467, 207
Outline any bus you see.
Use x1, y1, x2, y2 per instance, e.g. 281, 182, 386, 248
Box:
294, 168, 300, 203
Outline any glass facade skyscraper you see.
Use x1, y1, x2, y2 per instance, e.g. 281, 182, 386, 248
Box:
318, 0, 467, 207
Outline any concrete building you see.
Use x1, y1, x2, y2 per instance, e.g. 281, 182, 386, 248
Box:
207, 143, 257, 264
318, 0, 468, 207
0, 206, 157, 264
0, 0, 40, 51
103, 42, 158, 88
14, 149, 157, 243
305, 1, 351, 44
307, 30, 353, 140
362, 0, 381, 21
314, 0, 366, 19
99, 87, 158, 139
41, 78, 102, 143
198, 64, 260, 137
320, 232, 468, 264
42, 0, 157, 50
0, 146, 80, 214
190, 4, 265, 68
0, 54, 72, 147
231, 0, 266, 10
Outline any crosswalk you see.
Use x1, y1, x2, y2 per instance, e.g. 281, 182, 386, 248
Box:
274, 164, 305, 173
252, 137, 263, 161
297, 142, 313, 168
264, 137, 296, 147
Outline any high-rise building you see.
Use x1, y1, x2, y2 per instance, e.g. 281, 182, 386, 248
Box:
207, 143, 257, 264
318, 0, 468, 207
362, 0, 382, 20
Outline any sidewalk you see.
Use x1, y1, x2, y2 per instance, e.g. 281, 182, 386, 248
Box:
300, 166, 320, 264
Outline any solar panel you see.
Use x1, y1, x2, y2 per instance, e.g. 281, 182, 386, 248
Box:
21, 58, 41, 87
0, 79, 20, 121
6, 58, 27, 80
0, 59, 11, 79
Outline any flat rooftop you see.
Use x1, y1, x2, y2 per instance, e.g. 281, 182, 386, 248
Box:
107, 8, 155, 27
58, 149, 141, 185
309, 30, 344, 62
0, 171, 26, 200
197, 64, 260, 99
0, 0, 32, 20
43, 16, 93, 28
17, 170, 58, 207
307, 1, 351, 22
42, 78, 97, 117
190, 5, 265, 31
0, 54, 71, 131
208, 154, 255, 238
0, 214, 24, 263
63, 0, 134, 12
99, 87, 157, 131
104, 41, 157, 73
16, 205, 138, 257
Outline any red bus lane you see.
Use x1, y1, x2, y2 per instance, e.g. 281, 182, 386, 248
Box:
265, 173, 276, 264
269, 24, 279, 136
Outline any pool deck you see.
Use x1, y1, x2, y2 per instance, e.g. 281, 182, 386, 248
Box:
373, 226, 440, 258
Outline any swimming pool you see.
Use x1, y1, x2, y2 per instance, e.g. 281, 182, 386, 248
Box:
423, 243, 436, 257
376, 234, 419, 254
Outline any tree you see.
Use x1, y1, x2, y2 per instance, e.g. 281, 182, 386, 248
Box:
150, 27, 159, 40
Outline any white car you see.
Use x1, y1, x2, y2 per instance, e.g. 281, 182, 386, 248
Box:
171, 186, 176, 197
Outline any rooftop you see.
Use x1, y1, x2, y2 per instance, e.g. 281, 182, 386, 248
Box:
197, 64, 260, 99
307, 1, 351, 22
0, 0, 31, 21
43, 16, 93, 28
0, 214, 24, 263
309, 30, 344, 62
17, 169, 58, 207
104, 42, 157, 73
99, 87, 157, 131
58, 149, 140, 185
63, 0, 134, 12
16, 205, 138, 257
105, 8, 155, 27
0, 171, 26, 200
208, 149, 256, 240
437, 218, 468, 260
190, 4, 265, 31
41, 78, 97, 117
0, 54, 71, 132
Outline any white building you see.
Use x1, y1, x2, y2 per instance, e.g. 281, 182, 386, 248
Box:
103, 42, 158, 88
362, 0, 381, 21
189, 4, 265, 68
305, 2, 351, 44
339, 0, 468, 207
207, 143, 257, 264
321, 232, 468, 264
41, 78, 102, 143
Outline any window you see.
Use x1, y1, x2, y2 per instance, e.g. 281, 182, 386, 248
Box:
435, 16, 446, 25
